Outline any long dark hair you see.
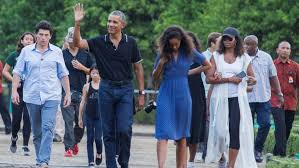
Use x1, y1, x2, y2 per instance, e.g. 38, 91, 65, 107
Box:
217, 35, 244, 57
158, 25, 194, 60
89, 64, 99, 82
186, 31, 202, 52
16, 32, 36, 52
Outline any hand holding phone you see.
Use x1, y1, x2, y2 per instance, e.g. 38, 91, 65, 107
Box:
236, 71, 247, 78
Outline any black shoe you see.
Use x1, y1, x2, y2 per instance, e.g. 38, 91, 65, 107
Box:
95, 153, 102, 165
5, 127, 11, 135
10, 136, 18, 153
255, 150, 263, 163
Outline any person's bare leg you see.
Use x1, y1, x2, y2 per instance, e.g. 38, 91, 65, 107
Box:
188, 143, 198, 162
157, 140, 168, 168
228, 148, 239, 168
176, 138, 187, 168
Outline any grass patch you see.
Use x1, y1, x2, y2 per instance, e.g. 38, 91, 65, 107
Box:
134, 110, 155, 125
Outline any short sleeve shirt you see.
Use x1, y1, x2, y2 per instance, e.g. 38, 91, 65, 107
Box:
271, 58, 299, 111
247, 49, 277, 103
87, 34, 142, 81
63, 49, 94, 91
5, 51, 19, 68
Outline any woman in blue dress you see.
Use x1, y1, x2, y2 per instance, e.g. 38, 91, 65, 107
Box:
152, 25, 211, 168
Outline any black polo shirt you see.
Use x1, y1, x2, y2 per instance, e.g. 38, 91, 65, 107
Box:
63, 48, 94, 91
87, 34, 142, 81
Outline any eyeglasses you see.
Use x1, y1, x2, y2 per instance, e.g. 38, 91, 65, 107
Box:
223, 36, 234, 41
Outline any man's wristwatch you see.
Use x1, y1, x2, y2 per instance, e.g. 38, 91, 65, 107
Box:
139, 90, 145, 95
277, 93, 283, 97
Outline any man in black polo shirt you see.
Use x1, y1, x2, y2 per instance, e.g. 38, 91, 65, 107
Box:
73, 3, 145, 168
62, 27, 93, 157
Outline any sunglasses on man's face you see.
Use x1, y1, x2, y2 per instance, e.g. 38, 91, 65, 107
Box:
223, 36, 234, 41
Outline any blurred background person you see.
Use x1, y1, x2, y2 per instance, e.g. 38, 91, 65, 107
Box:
271, 41, 299, 156
185, 31, 207, 168
196, 32, 222, 162
3, 32, 35, 155
61, 27, 93, 157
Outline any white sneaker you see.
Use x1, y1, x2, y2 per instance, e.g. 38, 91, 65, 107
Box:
195, 152, 203, 162
22, 146, 30, 156
187, 161, 195, 168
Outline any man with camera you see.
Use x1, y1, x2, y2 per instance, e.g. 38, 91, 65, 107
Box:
61, 27, 94, 157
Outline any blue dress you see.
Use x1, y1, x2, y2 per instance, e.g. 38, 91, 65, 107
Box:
154, 50, 206, 140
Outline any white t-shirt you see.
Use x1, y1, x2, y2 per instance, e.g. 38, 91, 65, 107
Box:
221, 56, 243, 98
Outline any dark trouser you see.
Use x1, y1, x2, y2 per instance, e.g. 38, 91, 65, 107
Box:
61, 101, 84, 151
285, 110, 295, 141
74, 104, 84, 144
11, 90, 31, 146
250, 101, 271, 152
0, 93, 11, 131
271, 107, 286, 156
99, 80, 133, 168
228, 97, 240, 150
85, 113, 103, 163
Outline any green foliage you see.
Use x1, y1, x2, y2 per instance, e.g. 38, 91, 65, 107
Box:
1, 0, 299, 74
263, 129, 299, 156
0, 0, 66, 60
134, 110, 155, 125
266, 157, 299, 168
262, 128, 299, 167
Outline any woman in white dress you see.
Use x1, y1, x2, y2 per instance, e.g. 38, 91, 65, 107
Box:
205, 27, 257, 168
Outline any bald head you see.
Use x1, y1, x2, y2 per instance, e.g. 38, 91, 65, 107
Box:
277, 41, 291, 60
244, 35, 259, 56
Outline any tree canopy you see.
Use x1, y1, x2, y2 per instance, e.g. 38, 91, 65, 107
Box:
1, 0, 298, 82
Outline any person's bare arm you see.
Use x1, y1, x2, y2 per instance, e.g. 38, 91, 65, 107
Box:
246, 63, 256, 86
152, 57, 167, 81
188, 60, 212, 75
72, 60, 90, 74
2, 64, 13, 82
78, 84, 89, 128
73, 3, 89, 49
270, 76, 284, 107
134, 63, 145, 110
61, 76, 71, 107
11, 73, 21, 105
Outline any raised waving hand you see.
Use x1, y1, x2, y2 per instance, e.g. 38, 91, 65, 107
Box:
74, 3, 85, 22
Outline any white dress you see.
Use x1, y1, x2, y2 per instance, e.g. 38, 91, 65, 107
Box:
206, 52, 257, 168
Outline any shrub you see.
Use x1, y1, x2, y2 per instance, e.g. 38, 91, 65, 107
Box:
266, 156, 299, 168
263, 129, 299, 156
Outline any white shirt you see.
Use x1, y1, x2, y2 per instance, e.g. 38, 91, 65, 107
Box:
221, 56, 243, 98
247, 49, 277, 103
13, 43, 69, 105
